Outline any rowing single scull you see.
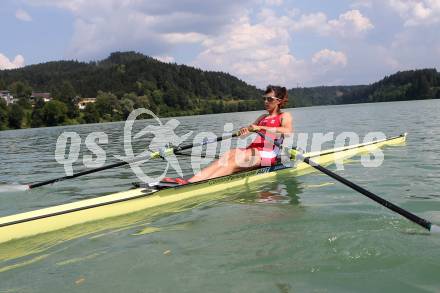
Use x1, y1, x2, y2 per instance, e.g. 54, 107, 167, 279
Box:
0, 133, 411, 244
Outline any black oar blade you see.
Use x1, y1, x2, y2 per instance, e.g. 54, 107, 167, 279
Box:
256, 131, 438, 233
295, 150, 437, 233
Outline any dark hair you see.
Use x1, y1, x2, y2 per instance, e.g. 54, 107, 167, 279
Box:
265, 85, 288, 108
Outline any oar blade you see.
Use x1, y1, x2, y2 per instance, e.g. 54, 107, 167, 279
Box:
430, 224, 440, 234
0, 184, 30, 193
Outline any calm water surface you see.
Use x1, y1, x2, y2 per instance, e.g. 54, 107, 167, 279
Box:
0, 100, 440, 292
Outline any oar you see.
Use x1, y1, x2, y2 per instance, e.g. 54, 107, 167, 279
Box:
255, 131, 440, 233
4, 131, 240, 191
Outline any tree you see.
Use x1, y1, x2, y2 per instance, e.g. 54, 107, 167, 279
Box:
8, 104, 25, 129
83, 104, 100, 123
94, 91, 120, 121
143, 80, 157, 91
42, 100, 68, 126
211, 101, 224, 113
163, 89, 179, 107
120, 98, 134, 119
198, 81, 211, 97
133, 95, 149, 108
9, 81, 32, 108
152, 89, 163, 104
177, 92, 191, 109
134, 95, 158, 113
57, 81, 79, 118
30, 98, 46, 128
0, 99, 8, 130
122, 92, 137, 103
418, 75, 430, 98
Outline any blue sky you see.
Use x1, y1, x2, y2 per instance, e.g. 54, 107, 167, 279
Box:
1, 0, 440, 88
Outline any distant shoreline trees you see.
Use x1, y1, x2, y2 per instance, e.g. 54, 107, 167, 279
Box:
0, 51, 439, 130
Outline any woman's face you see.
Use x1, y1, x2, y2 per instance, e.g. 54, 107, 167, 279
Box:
263, 91, 281, 112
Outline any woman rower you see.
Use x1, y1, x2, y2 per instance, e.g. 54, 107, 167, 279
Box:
186, 85, 293, 183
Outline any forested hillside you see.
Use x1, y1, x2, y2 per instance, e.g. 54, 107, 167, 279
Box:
341, 69, 440, 104
0, 51, 439, 130
0, 52, 262, 129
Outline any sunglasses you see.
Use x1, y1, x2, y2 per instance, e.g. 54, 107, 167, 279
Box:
262, 96, 280, 102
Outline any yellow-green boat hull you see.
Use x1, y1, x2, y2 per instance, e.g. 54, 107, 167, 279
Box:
0, 134, 406, 244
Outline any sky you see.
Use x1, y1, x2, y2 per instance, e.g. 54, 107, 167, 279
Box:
1, 0, 440, 88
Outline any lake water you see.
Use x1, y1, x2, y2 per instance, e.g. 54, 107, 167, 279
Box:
0, 100, 440, 292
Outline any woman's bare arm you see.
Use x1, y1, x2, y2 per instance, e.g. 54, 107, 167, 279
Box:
249, 112, 293, 135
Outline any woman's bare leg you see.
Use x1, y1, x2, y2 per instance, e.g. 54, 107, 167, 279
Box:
208, 148, 261, 178
188, 149, 260, 182
188, 150, 237, 182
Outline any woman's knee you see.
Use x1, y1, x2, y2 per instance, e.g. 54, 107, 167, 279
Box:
219, 149, 237, 166
235, 149, 260, 168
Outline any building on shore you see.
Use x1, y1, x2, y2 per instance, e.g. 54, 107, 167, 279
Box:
77, 98, 97, 110
31, 92, 52, 102
0, 90, 15, 105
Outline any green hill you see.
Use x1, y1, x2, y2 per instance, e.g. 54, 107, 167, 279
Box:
0, 51, 261, 111
341, 68, 440, 104
288, 85, 366, 107
0, 51, 439, 130
0, 52, 262, 129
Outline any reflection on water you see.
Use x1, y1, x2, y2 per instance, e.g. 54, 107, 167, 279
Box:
0, 170, 302, 273
256, 184, 294, 204
233, 173, 302, 205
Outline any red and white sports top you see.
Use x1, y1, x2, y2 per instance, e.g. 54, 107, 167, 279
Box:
247, 113, 284, 163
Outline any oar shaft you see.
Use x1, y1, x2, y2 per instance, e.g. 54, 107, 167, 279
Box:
255, 131, 434, 232
175, 131, 239, 152
29, 131, 239, 189
29, 161, 129, 189
302, 155, 432, 231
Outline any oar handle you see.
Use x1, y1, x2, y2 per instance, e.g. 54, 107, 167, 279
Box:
175, 131, 240, 152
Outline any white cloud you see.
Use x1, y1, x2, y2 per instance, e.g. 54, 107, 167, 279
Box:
312, 49, 348, 67
27, 0, 253, 60
15, 9, 32, 22
20, 0, 439, 87
292, 10, 374, 37
162, 32, 207, 44
192, 8, 374, 88
389, 28, 440, 69
388, 0, 440, 26
193, 13, 309, 88
329, 10, 374, 35
153, 55, 175, 63
214, 9, 372, 85
291, 12, 328, 31
0, 54, 25, 70
350, 0, 373, 8
265, 0, 283, 6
